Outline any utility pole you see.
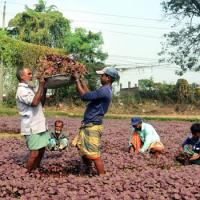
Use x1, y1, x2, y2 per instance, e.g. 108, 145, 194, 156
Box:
0, 1, 6, 104
2, 1, 6, 29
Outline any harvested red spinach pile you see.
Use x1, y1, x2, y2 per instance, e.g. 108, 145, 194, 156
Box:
36, 54, 87, 78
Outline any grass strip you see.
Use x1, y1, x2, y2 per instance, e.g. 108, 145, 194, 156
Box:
0, 107, 18, 116
105, 114, 200, 122
0, 133, 23, 139
1, 107, 200, 122
45, 112, 200, 122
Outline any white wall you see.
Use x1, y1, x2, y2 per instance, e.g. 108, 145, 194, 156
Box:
114, 67, 200, 93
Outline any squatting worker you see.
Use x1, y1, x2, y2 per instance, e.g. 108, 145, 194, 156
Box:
72, 67, 120, 175
128, 117, 164, 156
16, 67, 50, 172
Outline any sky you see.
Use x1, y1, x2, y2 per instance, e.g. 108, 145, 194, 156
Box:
1, 0, 199, 89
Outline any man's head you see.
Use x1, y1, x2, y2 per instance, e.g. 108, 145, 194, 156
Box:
16, 67, 33, 83
131, 117, 142, 130
55, 120, 64, 134
190, 123, 200, 138
96, 67, 120, 85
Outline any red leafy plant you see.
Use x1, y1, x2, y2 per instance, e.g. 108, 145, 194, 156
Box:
0, 118, 200, 199
36, 54, 88, 78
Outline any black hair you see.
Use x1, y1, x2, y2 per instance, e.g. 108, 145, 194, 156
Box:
55, 120, 64, 127
16, 67, 24, 81
105, 74, 115, 83
190, 123, 200, 134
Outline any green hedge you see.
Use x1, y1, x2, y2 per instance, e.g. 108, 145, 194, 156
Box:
0, 31, 66, 105
0, 31, 65, 69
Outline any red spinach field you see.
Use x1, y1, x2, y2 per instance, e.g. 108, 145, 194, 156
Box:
0, 117, 199, 200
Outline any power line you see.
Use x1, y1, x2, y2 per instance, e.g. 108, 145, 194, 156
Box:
1, 10, 165, 39
61, 9, 168, 22
109, 54, 159, 61
105, 60, 179, 68
0, 10, 171, 31
4, 0, 169, 22
71, 19, 171, 30
73, 25, 162, 39
106, 63, 180, 70
1, 10, 170, 32
107, 58, 164, 65
107, 62, 172, 68
2, 1, 169, 39
111, 65, 179, 71
107, 59, 159, 64
108, 63, 174, 67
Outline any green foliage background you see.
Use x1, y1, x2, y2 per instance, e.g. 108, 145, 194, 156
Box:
0, 0, 109, 106
0, 31, 64, 106
2, 0, 200, 109
160, 0, 200, 74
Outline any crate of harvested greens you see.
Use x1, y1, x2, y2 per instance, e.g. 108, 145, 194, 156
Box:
36, 54, 87, 89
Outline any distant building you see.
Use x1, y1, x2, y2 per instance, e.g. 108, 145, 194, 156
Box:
114, 64, 200, 93
120, 85, 139, 96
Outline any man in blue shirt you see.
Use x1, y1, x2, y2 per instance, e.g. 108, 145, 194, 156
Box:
72, 67, 119, 175
176, 123, 200, 165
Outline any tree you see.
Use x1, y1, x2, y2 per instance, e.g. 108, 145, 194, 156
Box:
160, 0, 200, 75
8, 0, 70, 48
138, 78, 154, 91
175, 79, 192, 104
33, 0, 57, 12
0, 31, 63, 106
6, 1, 108, 104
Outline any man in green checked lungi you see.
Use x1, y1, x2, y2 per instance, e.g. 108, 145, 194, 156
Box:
16, 67, 50, 172
72, 67, 119, 175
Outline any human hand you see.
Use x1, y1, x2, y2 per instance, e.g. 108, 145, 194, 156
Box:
189, 153, 200, 161
38, 77, 46, 87
178, 146, 184, 152
128, 146, 134, 154
176, 146, 184, 156
72, 71, 80, 81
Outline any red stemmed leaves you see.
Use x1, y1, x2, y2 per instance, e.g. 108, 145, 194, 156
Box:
0, 118, 200, 199
36, 54, 87, 78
